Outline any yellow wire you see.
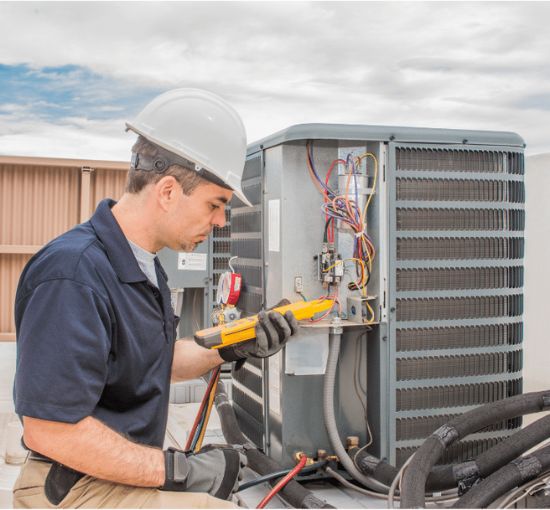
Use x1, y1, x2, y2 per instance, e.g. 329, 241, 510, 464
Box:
355, 152, 378, 226
347, 257, 367, 297
194, 373, 219, 452
322, 259, 344, 273
365, 300, 376, 324
322, 258, 367, 297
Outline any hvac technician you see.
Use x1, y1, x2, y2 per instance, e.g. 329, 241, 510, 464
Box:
12, 89, 298, 508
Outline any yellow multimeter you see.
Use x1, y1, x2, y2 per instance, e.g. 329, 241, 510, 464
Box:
194, 299, 334, 349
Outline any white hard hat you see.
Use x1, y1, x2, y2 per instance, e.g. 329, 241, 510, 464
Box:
126, 88, 252, 207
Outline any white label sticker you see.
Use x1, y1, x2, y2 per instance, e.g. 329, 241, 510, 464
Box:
268, 199, 280, 252
177, 252, 207, 271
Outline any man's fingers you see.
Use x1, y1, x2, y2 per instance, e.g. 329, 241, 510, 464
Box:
268, 311, 291, 344
284, 310, 299, 335
257, 311, 279, 350
254, 311, 270, 356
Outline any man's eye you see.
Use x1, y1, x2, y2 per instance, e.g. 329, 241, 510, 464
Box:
210, 203, 220, 211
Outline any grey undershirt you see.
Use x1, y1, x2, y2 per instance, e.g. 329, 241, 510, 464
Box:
128, 239, 158, 288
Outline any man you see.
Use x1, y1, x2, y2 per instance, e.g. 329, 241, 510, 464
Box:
12, 89, 298, 508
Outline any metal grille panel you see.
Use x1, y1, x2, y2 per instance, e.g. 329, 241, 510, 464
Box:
232, 238, 262, 259
397, 208, 525, 231
397, 350, 522, 380
397, 415, 522, 441
396, 323, 523, 351
232, 385, 263, 419
397, 294, 523, 321
396, 437, 509, 467
213, 256, 230, 271
213, 240, 231, 253
234, 404, 264, 447
232, 155, 265, 448
397, 237, 524, 260
396, 267, 523, 291
396, 148, 505, 173
231, 211, 262, 234
232, 364, 262, 397
396, 178, 524, 203
233, 262, 262, 288
396, 378, 522, 411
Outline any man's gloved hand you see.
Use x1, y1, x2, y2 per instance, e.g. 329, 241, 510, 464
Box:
161, 445, 247, 500
219, 299, 299, 362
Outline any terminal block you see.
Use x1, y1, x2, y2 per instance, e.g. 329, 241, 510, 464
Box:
315, 244, 343, 288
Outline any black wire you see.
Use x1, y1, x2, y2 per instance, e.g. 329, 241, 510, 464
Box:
236, 461, 328, 492
323, 216, 333, 243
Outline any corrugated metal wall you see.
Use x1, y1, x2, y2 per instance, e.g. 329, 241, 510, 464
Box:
0, 156, 129, 341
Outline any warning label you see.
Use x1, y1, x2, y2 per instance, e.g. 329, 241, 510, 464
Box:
177, 252, 207, 271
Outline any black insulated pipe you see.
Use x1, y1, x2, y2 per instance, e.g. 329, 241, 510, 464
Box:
399, 390, 550, 508
452, 442, 550, 508
352, 412, 550, 492
214, 378, 334, 509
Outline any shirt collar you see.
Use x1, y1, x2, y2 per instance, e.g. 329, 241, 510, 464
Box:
89, 199, 148, 284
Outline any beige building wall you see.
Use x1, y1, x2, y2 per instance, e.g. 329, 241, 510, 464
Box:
524, 153, 550, 394
0, 156, 129, 341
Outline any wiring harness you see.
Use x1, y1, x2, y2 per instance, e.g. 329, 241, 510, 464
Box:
306, 141, 378, 322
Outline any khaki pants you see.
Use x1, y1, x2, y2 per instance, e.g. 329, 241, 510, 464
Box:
13, 460, 238, 509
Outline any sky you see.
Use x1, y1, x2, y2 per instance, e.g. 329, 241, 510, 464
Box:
0, 1, 549, 161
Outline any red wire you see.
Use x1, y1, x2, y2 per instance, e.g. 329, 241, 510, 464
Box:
184, 366, 220, 451
324, 159, 345, 243
257, 454, 308, 509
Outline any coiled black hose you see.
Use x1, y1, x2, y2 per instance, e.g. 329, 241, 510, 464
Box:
352, 412, 550, 492
400, 390, 550, 508
452, 442, 550, 508
214, 377, 334, 509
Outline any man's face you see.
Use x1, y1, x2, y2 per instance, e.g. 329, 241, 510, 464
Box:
164, 180, 233, 252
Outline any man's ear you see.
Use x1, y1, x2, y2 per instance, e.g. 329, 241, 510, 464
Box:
155, 175, 179, 211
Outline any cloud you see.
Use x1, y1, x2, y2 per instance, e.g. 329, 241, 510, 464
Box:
0, 1, 549, 158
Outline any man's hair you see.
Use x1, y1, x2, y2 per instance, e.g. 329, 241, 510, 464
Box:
125, 135, 206, 194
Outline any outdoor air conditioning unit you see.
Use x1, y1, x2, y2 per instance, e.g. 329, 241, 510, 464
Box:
228, 124, 525, 468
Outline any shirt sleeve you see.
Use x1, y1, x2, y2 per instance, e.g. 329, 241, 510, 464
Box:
15, 279, 112, 423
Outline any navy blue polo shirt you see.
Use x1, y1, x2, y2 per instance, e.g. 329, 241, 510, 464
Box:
14, 199, 177, 447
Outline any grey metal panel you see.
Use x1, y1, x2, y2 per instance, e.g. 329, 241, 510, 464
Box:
247, 123, 525, 155
157, 243, 211, 336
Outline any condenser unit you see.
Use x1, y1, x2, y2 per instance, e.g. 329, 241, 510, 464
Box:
229, 124, 525, 468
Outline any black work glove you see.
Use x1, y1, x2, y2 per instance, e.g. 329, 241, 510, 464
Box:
219, 300, 299, 362
161, 445, 247, 500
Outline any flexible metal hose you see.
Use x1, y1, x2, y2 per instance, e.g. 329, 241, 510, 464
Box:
323, 329, 389, 493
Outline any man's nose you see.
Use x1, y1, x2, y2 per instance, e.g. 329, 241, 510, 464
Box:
213, 207, 226, 228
